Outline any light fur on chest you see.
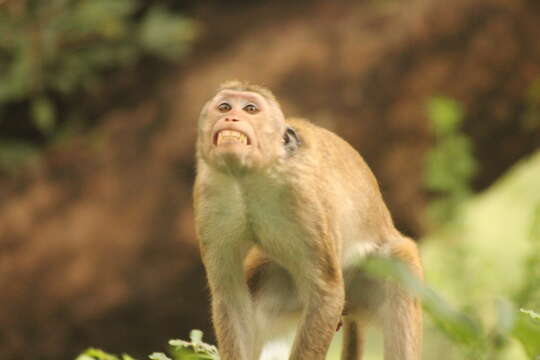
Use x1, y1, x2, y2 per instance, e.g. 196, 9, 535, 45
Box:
202, 168, 381, 274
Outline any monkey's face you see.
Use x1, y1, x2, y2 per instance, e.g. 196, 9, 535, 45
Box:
198, 90, 287, 173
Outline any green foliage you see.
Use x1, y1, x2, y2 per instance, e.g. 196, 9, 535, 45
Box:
76, 348, 135, 360
520, 309, 540, 321
362, 254, 540, 359
424, 96, 477, 225
514, 309, 540, 358
0, 140, 39, 173
154, 330, 220, 360
362, 256, 484, 353
515, 205, 540, 309
0, 0, 198, 172
421, 150, 540, 360
0, 0, 196, 103
139, 7, 196, 61
427, 97, 465, 136
523, 78, 540, 131
76, 330, 220, 360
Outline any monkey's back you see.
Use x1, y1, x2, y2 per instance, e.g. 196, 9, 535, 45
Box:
287, 118, 379, 190
286, 118, 396, 240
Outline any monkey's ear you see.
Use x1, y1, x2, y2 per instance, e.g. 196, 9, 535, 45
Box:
283, 126, 301, 155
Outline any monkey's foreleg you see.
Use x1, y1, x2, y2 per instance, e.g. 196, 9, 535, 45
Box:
288, 267, 345, 360
210, 294, 255, 360
202, 245, 256, 360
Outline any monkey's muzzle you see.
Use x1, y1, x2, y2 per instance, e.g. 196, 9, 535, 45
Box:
214, 129, 251, 146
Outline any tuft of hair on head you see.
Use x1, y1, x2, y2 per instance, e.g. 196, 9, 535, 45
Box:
217, 80, 279, 104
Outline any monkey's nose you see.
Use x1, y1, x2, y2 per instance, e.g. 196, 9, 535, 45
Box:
224, 117, 240, 122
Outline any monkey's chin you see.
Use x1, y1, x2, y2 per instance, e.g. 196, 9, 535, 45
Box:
210, 146, 260, 175
213, 143, 251, 160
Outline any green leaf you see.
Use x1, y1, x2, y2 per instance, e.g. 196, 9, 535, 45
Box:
513, 309, 540, 358
427, 96, 465, 135
31, 96, 56, 135
361, 256, 484, 350
148, 353, 172, 360
168, 330, 220, 360
189, 330, 203, 345
76, 356, 97, 360
75, 348, 121, 360
424, 95, 476, 226
139, 7, 198, 60
76, 348, 137, 360
520, 308, 540, 321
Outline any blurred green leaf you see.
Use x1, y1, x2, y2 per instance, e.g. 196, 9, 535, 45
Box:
361, 256, 484, 351
425, 136, 476, 192
520, 309, 540, 321
513, 309, 540, 359
0, 0, 197, 172
523, 79, 540, 131
67, 0, 137, 36
514, 204, 540, 309
427, 96, 465, 135
31, 96, 56, 134
75, 348, 121, 360
148, 353, 172, 360
527, 79, 540, 104
424, 96, 477, 225
76, 348, 138, 360
0, 140, 39, 173
422, 150, 540, 359
139, 7, 198, 60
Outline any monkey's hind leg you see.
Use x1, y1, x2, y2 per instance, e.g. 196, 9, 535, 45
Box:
340, 318, 365, 360
381, 237, 423, 360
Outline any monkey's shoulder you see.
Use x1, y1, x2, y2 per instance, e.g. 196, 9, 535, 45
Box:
287, 117, 356, 148
286, 117, 368, 167
286, 117, 326, 139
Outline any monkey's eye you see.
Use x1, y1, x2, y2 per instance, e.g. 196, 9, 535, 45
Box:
217, 103, 232, 112
243, 104, 259, 114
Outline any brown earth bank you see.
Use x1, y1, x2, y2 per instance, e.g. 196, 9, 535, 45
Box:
0, 0, 539, 359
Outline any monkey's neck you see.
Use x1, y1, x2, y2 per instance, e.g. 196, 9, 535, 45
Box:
201, 158, 292, 184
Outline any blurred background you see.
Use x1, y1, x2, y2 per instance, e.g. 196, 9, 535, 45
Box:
0, 0, 539, 359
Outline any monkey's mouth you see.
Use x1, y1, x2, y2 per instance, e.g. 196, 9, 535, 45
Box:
213, 129, 251, 146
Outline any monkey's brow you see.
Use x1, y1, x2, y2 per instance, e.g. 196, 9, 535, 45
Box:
217, 91, 265, 104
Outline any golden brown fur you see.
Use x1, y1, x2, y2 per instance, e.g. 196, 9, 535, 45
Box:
194, 81, 423, 360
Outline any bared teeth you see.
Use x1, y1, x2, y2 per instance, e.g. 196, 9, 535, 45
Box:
216, 130, 248, 145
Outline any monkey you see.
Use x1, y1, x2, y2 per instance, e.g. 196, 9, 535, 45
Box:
193, 80, 423, 360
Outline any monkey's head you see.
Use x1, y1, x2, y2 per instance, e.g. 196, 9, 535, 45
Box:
198, 81, 299, 174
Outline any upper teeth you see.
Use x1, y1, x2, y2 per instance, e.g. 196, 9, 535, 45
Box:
217, 130, 248, 145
